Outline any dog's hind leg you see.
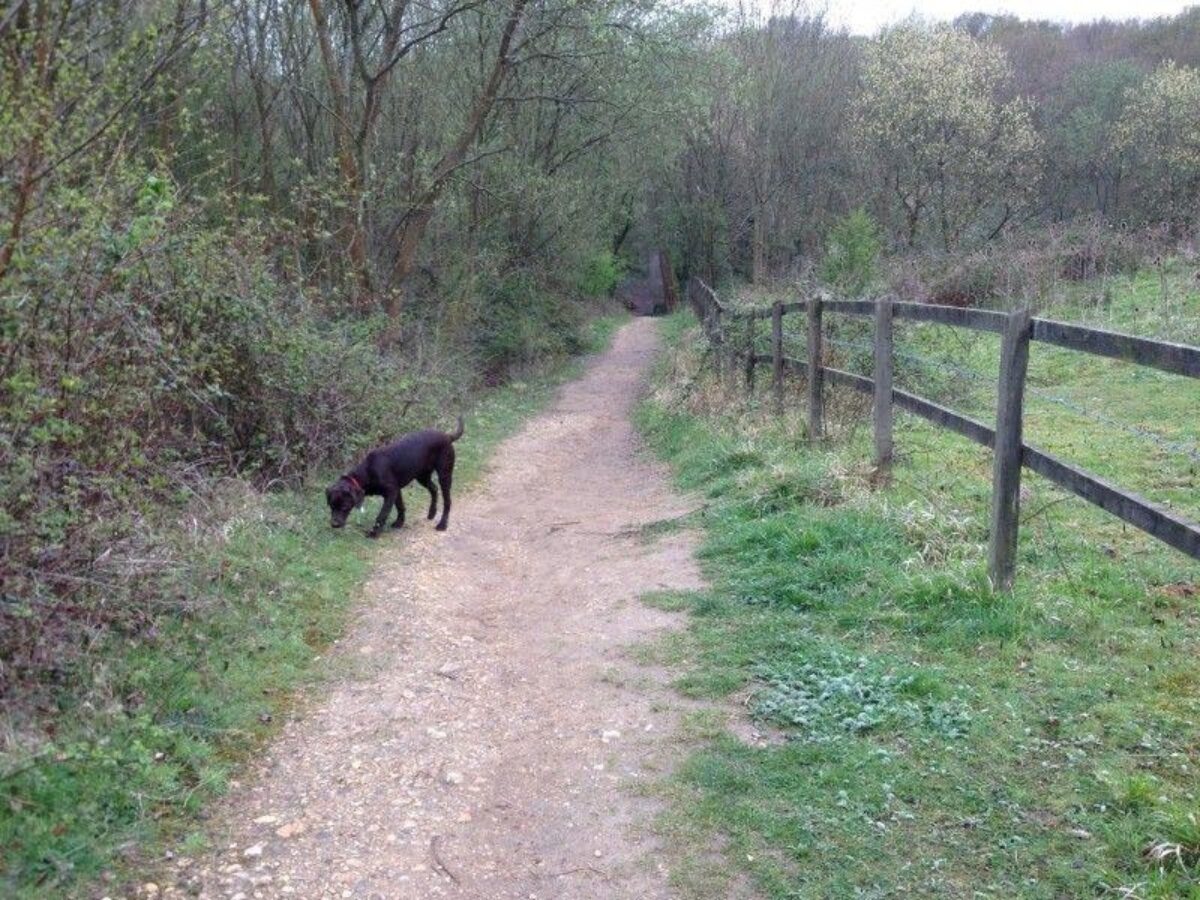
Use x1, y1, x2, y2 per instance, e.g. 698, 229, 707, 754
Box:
418, 472, 438, 520
391, 491, 406, 529
435, 461, 452, 531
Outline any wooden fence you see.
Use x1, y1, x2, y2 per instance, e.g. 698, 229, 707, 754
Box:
686, 278, 1200, 590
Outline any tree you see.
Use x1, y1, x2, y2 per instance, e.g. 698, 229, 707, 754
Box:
386, 0, 528, 301
854, 25, 1041, 250
666, 5, 858, 283
0, 0, 206, 283
1045, 61, 1141, 218
821, 208, 880, 295
1113, 61, 1200, 229
304, 0, 495, 298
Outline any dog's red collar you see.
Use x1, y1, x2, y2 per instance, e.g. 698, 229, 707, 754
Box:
344, 474, 363, 493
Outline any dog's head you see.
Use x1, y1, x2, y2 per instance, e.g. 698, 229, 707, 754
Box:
326, 476, 364, 529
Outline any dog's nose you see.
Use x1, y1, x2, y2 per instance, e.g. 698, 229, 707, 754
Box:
331, 520, 344, 529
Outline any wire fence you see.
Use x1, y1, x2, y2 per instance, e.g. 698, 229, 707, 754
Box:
686, 278, 1200, 587
817, 333, 1200, 464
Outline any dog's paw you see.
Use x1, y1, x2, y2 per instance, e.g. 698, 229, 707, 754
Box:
391, 520, 404, 529
435, 522, 448, 532
366, 528, 381, 539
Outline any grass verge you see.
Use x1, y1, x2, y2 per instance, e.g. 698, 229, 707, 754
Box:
0, 312, 626, 898
638, 307, 1199, 899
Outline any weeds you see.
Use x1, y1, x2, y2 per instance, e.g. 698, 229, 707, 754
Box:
751, 648, 972, 741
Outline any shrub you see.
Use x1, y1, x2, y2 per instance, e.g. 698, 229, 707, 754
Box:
578, 251, 624, 298
0, 171, 426, 706
886, 221, 1166, 306
0, 164, 611, 892
475, 271, 586, 380
821, 209, 881, 296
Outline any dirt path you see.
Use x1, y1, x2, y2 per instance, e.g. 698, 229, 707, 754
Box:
169, 318, 704, 900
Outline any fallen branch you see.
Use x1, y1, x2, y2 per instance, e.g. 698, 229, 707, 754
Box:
551, 864, 611, 881
430, 834, 460, 884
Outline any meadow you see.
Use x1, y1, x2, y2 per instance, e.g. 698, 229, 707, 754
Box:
637, 267, 1200, 898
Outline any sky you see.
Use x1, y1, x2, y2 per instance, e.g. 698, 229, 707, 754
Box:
732, 0, 1199, 35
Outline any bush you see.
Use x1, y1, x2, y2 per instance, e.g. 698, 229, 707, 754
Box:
886, 220, 1167, 306
820, 209, 881, 296
0, 171, 426, 706
0, 167, 613, 893
475, 271, 585, 379
1, 154, 615, 712
578, 251, 624, 298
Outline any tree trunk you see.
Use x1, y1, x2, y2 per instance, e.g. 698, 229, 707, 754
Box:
751, 204, 766, 283
306, 0, 371, 296
388, 0, 528, 305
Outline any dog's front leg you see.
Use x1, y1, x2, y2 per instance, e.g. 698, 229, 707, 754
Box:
370, 491, 396, 538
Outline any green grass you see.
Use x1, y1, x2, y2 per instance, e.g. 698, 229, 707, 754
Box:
759, 261, 1200, 520
638, 292, 1199, 899
0, 311, 627, 898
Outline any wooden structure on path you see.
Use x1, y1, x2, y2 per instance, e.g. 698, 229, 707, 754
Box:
620, 250, 679, 316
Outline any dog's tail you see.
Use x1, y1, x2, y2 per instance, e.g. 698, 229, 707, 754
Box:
449, 415, 464, 442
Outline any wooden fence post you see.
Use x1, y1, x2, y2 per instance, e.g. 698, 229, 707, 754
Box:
989, 308, 1033, 591
873, 297, 894, 478
807, 295, 824, 442
744, 314, 756, 393
660, 249, 679, 313
771, 301, 784, 415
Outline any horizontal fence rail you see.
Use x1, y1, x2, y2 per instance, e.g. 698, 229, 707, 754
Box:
1031, 318, 1200, 378
1022, 448, 1200, 560
823, 365, 872, 394
893, 388, 997, 448
684, 278, 1200, 589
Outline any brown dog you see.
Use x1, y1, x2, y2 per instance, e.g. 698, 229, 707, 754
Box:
326, 417, 463, 537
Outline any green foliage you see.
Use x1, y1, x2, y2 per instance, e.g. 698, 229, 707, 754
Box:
1113, 61, 1200, 227
855, 25, 1041, 250
662, 8, 1200, 284
1046, 62, 1142, 215
0, 314, 623, 897
887, 220, 1166, 306
577, 250, 625, 298
0, 490, 372, 895
1056, 62, 1142, 158
2, 168, 416, 659
476, 271, 587, 377
820, 209, 881, 296
0, 92, 625, 887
